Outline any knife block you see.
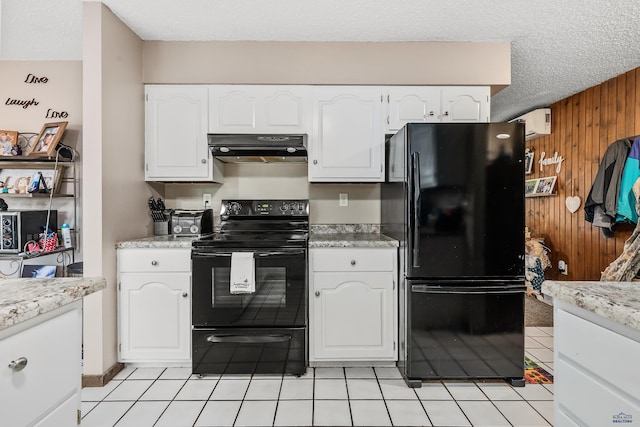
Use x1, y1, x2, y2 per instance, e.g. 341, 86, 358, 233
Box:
153, 219, 171, 236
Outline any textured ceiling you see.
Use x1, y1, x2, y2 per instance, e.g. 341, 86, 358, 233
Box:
2, 0, 640, 121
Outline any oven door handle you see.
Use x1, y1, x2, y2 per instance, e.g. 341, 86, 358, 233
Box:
205, 334, 292, 344
193, 250, 306, 257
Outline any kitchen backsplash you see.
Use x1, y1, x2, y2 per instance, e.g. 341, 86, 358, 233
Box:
164, 164, 381, 225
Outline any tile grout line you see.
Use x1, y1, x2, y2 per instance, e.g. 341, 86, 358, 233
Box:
270, 374, 285, 426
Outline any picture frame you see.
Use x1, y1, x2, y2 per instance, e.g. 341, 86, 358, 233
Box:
27, 121, 67, 157
524, 150, 534, 175
525, 179, 537, 196
21, 265, 58, 278
0, 168, 61, 194
535, 176, 557, 195
0, 130, 19, 156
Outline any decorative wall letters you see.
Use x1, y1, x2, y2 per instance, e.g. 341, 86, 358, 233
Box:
538, 151, 564, 173
3, 73, 70, 119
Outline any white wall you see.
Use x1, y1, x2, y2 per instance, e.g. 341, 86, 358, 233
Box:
0, 61, 82, 276
82, 1, 147, 376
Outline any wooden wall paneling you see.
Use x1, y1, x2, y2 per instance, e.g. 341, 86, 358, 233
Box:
590, 84, 602, 280
635, 68, 640, 135
604, 79, 616, 272
624, 70, 635, 137
556, 100, 567, 279
578, 89, 589, 279
566, 97, 574, 279
524, 67, 640, 281
570, 94, 580, 280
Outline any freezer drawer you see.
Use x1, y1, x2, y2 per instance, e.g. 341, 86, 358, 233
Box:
406, 283, 524, 383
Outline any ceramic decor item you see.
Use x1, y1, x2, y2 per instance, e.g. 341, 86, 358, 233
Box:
565, 179, 581, 213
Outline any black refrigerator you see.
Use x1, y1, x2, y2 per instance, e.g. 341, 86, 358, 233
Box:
381, 122, 526, 388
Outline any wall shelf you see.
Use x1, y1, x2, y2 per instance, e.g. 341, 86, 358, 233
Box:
525, 193, 557, 198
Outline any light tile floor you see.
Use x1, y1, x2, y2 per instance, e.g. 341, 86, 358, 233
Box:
81, 326, 554, 426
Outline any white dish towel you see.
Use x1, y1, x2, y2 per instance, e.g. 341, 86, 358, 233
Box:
230, 252, 255, 294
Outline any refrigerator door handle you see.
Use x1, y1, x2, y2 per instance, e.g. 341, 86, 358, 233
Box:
411, 285, 525, 294
411, 152, 421, 268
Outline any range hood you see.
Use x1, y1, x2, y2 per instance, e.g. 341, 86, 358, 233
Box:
208, 134, 307, 164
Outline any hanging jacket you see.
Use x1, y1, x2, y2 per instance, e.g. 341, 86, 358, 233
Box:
584, 137, 633, 228
616, 137, 640, 224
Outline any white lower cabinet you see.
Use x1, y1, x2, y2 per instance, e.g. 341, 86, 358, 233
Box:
310, 248, 397, 362
117, 248, 191, 365
0, 301, 82, 426
554, 302, 640, 426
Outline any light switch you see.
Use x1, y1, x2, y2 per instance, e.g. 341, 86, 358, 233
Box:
339, 193, 348, 207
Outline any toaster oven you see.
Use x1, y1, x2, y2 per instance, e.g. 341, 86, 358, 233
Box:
0, 210, 58, 253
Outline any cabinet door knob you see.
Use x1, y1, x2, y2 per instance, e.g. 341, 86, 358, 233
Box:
444, 111, 449, 116
350, 260, 356, 266
8, 357, 28, 372
151, 260, 158, 266
315, 291, 320, 297
201, 159, 207, 164
429, 111, 435, 116
313, 159, 318, 165
182, 292, 188, 298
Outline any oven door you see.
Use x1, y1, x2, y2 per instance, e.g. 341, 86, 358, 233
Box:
191, 247, 307, 327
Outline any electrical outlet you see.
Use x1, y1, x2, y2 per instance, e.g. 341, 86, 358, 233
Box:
558, 260, 568, 275
203, 193, 212, 208
339, 193, 348, 207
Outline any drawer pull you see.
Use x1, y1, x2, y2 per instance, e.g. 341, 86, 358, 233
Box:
350, 260, 356, 266
8, 357, 27, 372
182, 292, 188, 298
315, 291, 320, 297
151, 260, 158, 266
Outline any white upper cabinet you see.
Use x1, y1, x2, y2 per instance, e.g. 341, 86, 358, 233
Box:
208, 85, 312, 134
145, 85, 222, 182
309, 86, 385, 182
440, 86, 490, 122
385, 86, 490, 131
385, 87, 442, 132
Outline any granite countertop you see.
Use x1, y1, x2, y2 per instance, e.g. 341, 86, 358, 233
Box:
542, 280, 640, 332
116, 235, 198, 249
309, 232, 399, 248
118, 225, 400, 249
309, 224, 398, 248
0, 277, 106, 331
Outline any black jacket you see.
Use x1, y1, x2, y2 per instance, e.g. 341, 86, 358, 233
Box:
585, 137, 633, 224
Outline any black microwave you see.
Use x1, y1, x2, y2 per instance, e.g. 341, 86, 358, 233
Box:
0, 210, 58, 253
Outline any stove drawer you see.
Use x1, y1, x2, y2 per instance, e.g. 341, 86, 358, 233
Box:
192, 327, 306, 376
118, 248, 191, 273
311, 248, 395, 272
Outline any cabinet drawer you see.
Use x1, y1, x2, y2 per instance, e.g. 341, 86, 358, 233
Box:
312, 248, 395, 272
118, 248, 191, 273
557, 358, 640, 426
556, 309, 640, 398
0, 304, 81, 426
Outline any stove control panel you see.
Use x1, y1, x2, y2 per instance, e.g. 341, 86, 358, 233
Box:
221, 200, 309, 217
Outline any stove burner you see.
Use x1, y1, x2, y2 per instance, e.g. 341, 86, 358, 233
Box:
193, 199, 309, 249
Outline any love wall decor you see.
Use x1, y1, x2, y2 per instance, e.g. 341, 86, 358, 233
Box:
4, 73, 70, 119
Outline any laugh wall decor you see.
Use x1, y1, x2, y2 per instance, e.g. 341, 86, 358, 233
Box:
3, 72, 70, 119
